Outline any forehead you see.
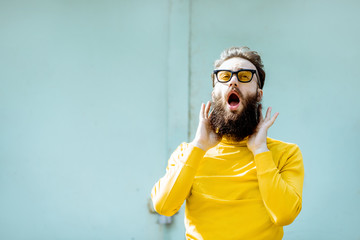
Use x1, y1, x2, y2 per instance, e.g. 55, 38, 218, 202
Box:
218, 57, 256, 71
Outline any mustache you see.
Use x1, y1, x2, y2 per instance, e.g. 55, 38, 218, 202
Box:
225, 87, 244, 100
211, 87, 245, 106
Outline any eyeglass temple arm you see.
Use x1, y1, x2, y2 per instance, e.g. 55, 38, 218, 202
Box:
255, 71, 261, 88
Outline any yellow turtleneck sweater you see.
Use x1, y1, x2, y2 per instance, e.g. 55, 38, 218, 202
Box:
151, 137, 304, 240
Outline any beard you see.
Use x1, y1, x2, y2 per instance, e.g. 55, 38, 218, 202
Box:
209, 87, 262, 142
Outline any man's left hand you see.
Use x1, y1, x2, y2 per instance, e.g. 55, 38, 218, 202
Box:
247, 106, 279, 156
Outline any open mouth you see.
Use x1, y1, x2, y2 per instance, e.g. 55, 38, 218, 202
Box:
227, 91, 240, 110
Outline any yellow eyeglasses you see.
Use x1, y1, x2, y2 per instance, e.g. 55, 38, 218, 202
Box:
213, 69, 259, 86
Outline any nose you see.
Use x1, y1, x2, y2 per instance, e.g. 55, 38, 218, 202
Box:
228, 74, 238, 87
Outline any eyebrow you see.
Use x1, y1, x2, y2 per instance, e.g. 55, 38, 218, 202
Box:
216, 68, 257, 71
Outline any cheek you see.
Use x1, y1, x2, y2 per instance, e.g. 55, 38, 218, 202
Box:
212, 86, 221, 98
212, 91, 219, 102
239, 84, 257, 98
213, 87, 226, 101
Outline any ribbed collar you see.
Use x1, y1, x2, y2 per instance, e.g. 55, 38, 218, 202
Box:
220, 136, 249, 147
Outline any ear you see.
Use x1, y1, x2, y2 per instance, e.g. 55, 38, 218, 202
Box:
257, 89, 263, 102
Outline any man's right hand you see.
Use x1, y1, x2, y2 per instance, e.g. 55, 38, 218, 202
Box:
190, 101, 221, 152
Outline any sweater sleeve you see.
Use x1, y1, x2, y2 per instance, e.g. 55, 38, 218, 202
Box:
254, 144, 304, 226
150, 142, 206, 216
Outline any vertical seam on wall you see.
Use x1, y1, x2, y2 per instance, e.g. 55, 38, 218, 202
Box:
165, 0, 171, 159
164, 1, 172, 239
187, 0, 192, 142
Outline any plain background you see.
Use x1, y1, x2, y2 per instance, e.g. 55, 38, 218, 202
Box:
1, 0, 359, 239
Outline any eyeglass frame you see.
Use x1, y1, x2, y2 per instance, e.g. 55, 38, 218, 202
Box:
213, 69, 261, 88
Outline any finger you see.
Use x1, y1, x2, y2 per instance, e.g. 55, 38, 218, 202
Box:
205, 101, 211, 118
199, 103, 205, 119
258, 104, 264, 122
208, 107, 214, 118
268, 112, 279, 128
265, 107, 272, 120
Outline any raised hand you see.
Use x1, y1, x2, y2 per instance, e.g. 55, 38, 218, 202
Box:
247, 106, 279, 156
191, 101, 221, 152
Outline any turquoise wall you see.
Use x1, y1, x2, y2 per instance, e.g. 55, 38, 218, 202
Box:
0, 0, 359, 239
0, 1, 170, 239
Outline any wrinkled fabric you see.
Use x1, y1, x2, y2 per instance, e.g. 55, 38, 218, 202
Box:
151, 137, 304, 240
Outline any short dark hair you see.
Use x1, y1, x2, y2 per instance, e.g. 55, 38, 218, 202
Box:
212, 46, 265, 89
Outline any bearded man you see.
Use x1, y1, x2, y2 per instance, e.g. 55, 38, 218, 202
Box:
151, 47, 304, 240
